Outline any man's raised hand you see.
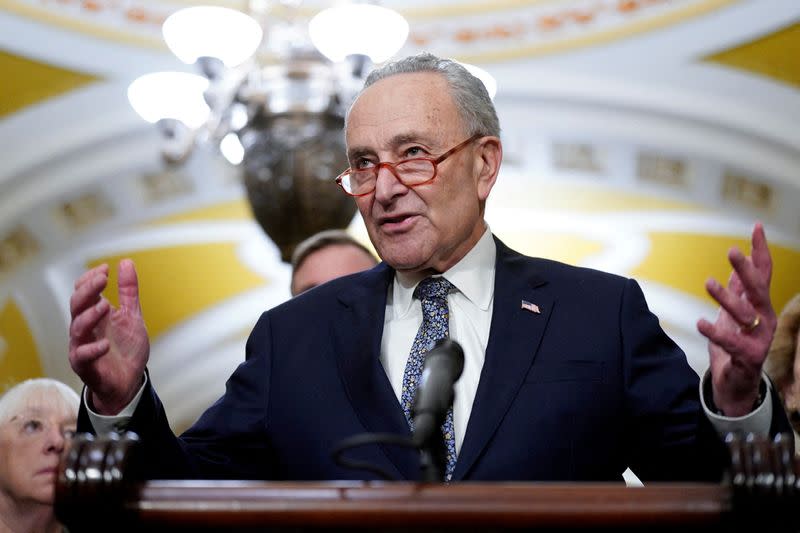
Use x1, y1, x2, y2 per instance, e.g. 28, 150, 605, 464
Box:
697, 222, 777, 416
68, 259, 150, 415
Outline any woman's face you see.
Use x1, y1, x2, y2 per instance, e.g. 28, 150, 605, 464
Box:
0, 399, 76, 505
790, 330, 800, 405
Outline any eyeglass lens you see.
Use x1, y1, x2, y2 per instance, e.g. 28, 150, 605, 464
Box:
344, 159, 435, 195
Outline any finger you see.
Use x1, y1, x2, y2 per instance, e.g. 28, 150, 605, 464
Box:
750, 222, 773, 279
74, 264, 109, 290
697, 318, 726, 348
728, 247, 769, 308
728, 271, 773, 332
117, 259, 142, 315
728, 270, 744, 295
69, 339, 111, 370
697, 318, 759, 357
69, 273, 109, 319
705, 278, 755, 328
697, 318, 713, 336
70, 300, 110, 341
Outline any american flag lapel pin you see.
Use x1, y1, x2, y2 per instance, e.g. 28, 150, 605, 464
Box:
521, 300, 540, 314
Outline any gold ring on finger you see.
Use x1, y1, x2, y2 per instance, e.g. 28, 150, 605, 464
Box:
744, 314, 760, 332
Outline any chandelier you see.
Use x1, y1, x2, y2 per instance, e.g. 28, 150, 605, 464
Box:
126, 1, 409, 261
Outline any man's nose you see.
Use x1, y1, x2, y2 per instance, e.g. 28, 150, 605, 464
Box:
373, 164, 408, 204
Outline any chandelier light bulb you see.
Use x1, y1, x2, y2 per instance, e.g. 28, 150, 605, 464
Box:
458, 62, 498, 100
127, 72, 211, 128
220, 133, 245, 165
309, 4, 408, 63
163, 6, 263, 68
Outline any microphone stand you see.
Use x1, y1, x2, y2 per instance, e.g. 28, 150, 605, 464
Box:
412, 338, 464, 483
415, 427, 447, 483
333, 338, 464, 483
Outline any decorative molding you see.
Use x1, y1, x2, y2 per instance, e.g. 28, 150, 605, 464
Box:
636, 153, 689, 189
0, 0, 738, 61
139, 170, 195, 204
54, 191, 115, 231
0, 226, 39, 279
721, 171, 774, 212
552, 142, 607, 174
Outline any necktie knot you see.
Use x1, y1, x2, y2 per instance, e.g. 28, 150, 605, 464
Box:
414, 277, 454, 302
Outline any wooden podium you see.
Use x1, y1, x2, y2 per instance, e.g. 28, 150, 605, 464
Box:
54, 432, 798, 531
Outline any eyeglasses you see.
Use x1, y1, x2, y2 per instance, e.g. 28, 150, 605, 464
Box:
335, 134, 481, 197
10, 412, 76, 441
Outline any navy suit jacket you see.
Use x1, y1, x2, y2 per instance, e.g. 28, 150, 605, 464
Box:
78, 237, 788, 482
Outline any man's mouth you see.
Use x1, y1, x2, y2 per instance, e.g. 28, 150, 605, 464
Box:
378, 214, 418, 232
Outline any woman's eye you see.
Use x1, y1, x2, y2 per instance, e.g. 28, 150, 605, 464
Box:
23, 419, 43, 433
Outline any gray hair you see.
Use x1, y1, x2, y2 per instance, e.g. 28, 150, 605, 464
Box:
291, 229, 375, 271
0, 378, 79, 424
290, 229, 377, 295
765, 293, 800, 390
346, 52, 500, 139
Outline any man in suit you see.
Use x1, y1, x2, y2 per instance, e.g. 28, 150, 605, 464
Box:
290, 229, 377, 296
68, 53, 787, 482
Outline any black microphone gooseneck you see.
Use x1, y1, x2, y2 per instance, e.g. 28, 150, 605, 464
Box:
411, 338, 465, 482
331, 339, 464, 482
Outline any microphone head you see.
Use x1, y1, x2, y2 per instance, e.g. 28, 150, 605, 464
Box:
426, 338, 464, 379
411, 338, 465, 447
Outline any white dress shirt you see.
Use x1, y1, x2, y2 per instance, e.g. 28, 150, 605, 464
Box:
381, 228, 496, 454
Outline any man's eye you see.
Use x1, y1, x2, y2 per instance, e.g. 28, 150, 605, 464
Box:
64, 429, 77, 440
355, 158, 375, 169
405, 146, 425, 157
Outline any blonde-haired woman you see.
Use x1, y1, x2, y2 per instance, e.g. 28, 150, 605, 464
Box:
764, 294, 800, 447
0, 378, 79, 533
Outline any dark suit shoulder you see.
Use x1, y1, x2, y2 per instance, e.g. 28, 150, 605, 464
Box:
525, 255, 627, 283
264, 262, 392, 321
496, 236, 631, 291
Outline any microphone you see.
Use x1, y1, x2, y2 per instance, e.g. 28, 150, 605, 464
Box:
411, 338, 464, 481
331, 339, 464, 482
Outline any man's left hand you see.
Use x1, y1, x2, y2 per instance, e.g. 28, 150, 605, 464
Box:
697, 222, 777, 417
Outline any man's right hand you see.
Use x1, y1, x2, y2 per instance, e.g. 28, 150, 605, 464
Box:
68, 259, 150, 415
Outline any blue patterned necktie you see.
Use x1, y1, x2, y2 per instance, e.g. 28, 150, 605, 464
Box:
401, 276, 457, 481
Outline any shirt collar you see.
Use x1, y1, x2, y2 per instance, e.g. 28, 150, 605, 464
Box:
390, 227, 496, 317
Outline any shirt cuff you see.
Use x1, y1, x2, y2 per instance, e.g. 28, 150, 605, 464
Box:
84, 373, 148, 434
700, 370, 772, 437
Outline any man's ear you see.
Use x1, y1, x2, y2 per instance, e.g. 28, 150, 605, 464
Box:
474, 136, 502, 201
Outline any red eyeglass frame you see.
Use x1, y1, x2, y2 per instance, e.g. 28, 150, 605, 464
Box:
335, 134, 482, 197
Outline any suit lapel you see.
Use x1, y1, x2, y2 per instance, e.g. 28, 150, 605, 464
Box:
452, 238, 554, 480
332, 264, 418, 480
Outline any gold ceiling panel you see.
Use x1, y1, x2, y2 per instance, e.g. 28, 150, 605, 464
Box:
89, 243, 268, 339
492, 182, 703, 212
149, 199, 254, 225
705, 22, 800, 89
631, 232, 800, 313
494, 230, 604, 267
0, 298, 44, 384
0, 50, 99, 119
